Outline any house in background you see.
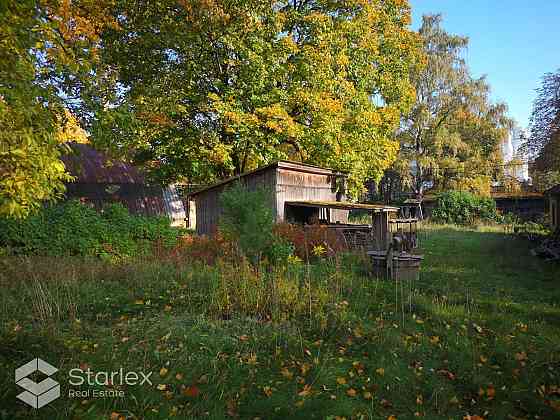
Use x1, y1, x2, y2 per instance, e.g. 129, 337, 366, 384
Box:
61, 143, 186, 226
189, 160, 349, 236
546, 185, 560, 232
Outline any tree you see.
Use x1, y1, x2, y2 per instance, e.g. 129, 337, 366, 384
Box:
0, 0, 116, 217
86, 0, 424, 197
393, 14, 512, 196
524, 69, 560, 190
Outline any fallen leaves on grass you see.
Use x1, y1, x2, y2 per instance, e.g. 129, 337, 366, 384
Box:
298, 384, 312, 397
437, 369, 456, 380
182, 385, 200, 397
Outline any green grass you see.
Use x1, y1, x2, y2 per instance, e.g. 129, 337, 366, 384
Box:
1, 226, 559, 419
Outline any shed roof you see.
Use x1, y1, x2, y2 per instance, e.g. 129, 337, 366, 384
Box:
61, 143, 147, 184
189, 160, 347, 197
285, 200, 399, 212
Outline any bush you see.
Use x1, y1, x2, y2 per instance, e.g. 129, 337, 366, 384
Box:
273, 223, 348, 261
431, 191, 498, 225
219, 183, 293, 265
0, 200, 182, 260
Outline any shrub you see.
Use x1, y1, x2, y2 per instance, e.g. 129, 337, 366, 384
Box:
273, 223, 348, 261
0, 200, 182, 260
166, 234, 230, 266
219, 183, 293, 265
431, 191, 498, 225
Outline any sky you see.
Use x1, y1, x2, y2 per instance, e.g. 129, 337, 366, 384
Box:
409, 0, 560, 130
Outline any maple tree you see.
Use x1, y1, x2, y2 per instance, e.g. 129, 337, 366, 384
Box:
0, 0, 116, 217
87, 0, 424, 197
391, 15, 512, 196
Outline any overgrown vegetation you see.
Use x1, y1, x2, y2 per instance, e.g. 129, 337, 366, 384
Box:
0, 201, 182, 261
219, 183, 293, 265
431, 191, 498, 225
1, 226, 559, 419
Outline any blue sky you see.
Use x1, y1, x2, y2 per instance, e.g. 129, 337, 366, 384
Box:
409, 0, 560, 130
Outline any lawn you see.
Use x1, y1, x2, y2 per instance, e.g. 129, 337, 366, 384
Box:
1, 226, 559, 419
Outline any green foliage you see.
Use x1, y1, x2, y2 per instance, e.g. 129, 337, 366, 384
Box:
394, 15, 512, 196
523, 69, 560, 187
88, 0, 424, 197
0, 200, 180, 260
0, 1, 116, 218
431, 191, 498, 225
2, 227, 560, 419
219, 183, 293, 265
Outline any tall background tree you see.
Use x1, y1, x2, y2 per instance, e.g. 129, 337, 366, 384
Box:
523, 69, 560, 190
389, 14, 512, 197
0, 0, 115, 217
86, 0, 424, 197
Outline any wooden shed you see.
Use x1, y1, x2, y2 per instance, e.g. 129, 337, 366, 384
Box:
189, 161, 348, 235
61, 143, 186, 226
546, 185, 560, 232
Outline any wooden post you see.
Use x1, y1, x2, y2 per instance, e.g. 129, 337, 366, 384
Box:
372, 210, 390, 251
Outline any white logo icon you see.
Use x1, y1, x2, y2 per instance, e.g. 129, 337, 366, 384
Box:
15, 358, 60, 408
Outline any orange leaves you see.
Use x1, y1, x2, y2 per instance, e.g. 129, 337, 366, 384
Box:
478, 385, 496, 401
280, 368, 293, 380
437, 369, 456, 381
346, 388, 357, 397
298, 384, 312, 397
182, 385, 200, 398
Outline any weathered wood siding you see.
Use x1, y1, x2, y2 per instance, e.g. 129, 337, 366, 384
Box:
195, 166, 277, 235
193, 161, 348, 235
275, 167, 348, 223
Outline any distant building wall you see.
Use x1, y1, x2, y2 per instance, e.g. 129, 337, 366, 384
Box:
421, 192, 546, 221
551, 196, 559, 231
546, 186, 560, 231
62, 143, 185, 223
494, 196, 545, 221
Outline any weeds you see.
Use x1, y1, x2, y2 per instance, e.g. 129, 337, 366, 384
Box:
1, 226, 559, 419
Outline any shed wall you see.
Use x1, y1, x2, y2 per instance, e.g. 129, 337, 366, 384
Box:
194, 163, 349, 235
195, 166, 277, 235
275, 168, 348, 223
